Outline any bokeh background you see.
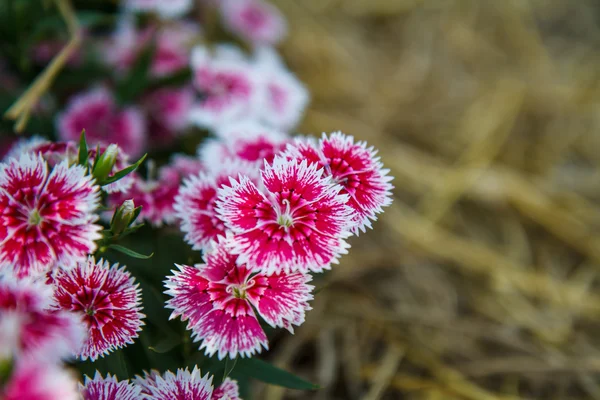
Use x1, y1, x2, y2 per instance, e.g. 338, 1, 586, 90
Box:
261, 1, 600, 399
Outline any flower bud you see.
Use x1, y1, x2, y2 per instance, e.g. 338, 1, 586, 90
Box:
92, 144, 119, 183
110, 199, 137, 235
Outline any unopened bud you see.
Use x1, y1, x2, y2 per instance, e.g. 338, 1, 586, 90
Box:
111, 199, 137, 235
92, 144, 119, 183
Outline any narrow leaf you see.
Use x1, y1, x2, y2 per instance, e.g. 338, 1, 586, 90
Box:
235, 358, 319, 390
101, 154, 147, 185
107, 244, 153, 260
78, 130, 88, 167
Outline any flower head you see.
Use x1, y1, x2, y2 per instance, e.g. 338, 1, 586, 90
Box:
134, 367, 213, 400
143, 87, 194, 149
284, 132, 394, 234
0, 154, 101, 277
219, 0, 287, 46
80, 372, 142, 400
175, 162, 258, 251
57, 87, 146, 157
216, 156, 353, 274
165, 239, 313, 359
2, 358, 80, 400
212, 378, 241, 400
52, 257, 144, 361
0, 276, 86, 362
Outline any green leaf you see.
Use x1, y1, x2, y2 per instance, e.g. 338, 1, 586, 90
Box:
235, 358, 319, 390
107, 244, 153, 260
78, 130, 88, 167
101, 154, 147, 185
149, 335, 182, 354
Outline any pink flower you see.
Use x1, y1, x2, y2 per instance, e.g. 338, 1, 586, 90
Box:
0, 276, 86, 362
108, 168, 180, 227
200, 121, 290, 169
7, 138, 135, 194
160, 154, 205, 181
284, 132, 394, 234
212, 378, 241, 400
2, 358, 80, 400
254, 48, 309, 130
125, 0, 193, 19
189, 47, 259, 129
216, 156, 353, 274
0, 154, 101, 277
165, 239, 313, 359
174, 162, 258, 251
52, 257, 145, 361
134, 367, 213, 400
219, 0, 287, 46
80, 372, 142, 400
143, 87, 194, 149
57, 87, 146, 157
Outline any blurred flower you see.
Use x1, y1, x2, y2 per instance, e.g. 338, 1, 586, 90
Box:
216, 156, 353, 274
160, 154, 205, 181
212, 378, 241, 400
80, 372, 142, 400
52, 257, 144, 361
2, 357, 80, 400
142, 87, 194, 149
125, 0, 193, 19
219, 0, 287, 46
285, 132, 394, 234
56, 87, 146, 157
134, 367, 213, 400
0, 276, 86, 362
174, 161, 258, 251
0, 154, 101, 277
165, 239, 313, 359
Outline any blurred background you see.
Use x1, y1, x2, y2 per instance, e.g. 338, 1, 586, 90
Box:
261, 1, 600, 399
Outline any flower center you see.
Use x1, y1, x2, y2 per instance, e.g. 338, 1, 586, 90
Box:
231, 286, 247, 299
277, 213, 293, 228
85, 307, 95, 316
27, 209, 43, 226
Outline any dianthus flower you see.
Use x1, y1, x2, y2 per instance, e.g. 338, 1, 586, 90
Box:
52, 257, 144, 361
189, 46, 259, 129
219, 0, 287, 46
160, 154, 205, 181
80, 372, 142, 400
0, 154, 101, 277
143, 87, 194, 149
165, 239, 313, 359
199, 121, 290, 169
134, 367, 213, 400
211, 378, 241, 400
1, 357, 80, 400
56, 87, 146, 157
284, 132, 394, 234
0, 276, 86, 362
216, 156, 353, 274
175, 162, 258, 251
254, 48, 309, 130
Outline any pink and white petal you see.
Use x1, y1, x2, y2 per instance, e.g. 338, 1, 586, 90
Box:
165, 264, 215, 328
212, 378, 241, 400
80, 372, 142, 400
141, 367, 213, 400
3, 358, 80, 400
215, 174, 270, 232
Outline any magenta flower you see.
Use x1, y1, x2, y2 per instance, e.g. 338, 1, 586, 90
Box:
175, 162, 258, 251
0, 276, 86, 362
189, 47, 259, 129
0, 154, 101, 277
284, 132, 394, 234
165, 239, 313, 359
219, 0, 287, 45
56, 87, 146, 157
200, 121, 290, 169
212, 378, 241, 400
52, 257, 145, 361
2, 358, 80, 400
134, 367, 213, 400
143, 87, 194, 149
216, 156, 353, 274
80, 372, 142, 400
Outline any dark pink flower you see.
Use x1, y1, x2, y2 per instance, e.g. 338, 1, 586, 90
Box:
174, 162, 258, 251
0, 154, 101, 277
57, 88, 146, 157
189, 47, 259, 129
219, 0, 287, 45
52, 257, 144, 361
80, 372, 142, 400
0, 276, 86, 362
284, 132, 394, 234
212, 378, 241, 400
2, 358, 80, 400
165, 239, 313, 359
216, 156, 353, 274
143, 87, 194, 148
200, 121, 290, 169
134, 367, 213, 400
